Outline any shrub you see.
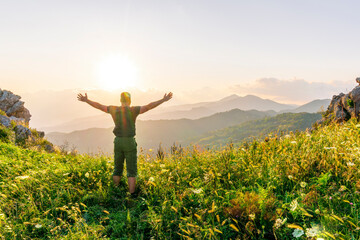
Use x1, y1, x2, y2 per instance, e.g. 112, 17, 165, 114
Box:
347, 98, 354, 108
0, 125, 14, 143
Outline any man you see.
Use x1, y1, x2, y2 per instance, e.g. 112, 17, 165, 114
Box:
77, 91, 173, 195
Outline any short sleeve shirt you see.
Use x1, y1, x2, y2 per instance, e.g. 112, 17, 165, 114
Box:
107, 106, 141, 137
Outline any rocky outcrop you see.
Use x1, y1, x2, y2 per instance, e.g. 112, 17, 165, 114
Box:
321, 84, 360, 124
0, 89, 31, 124
0, 89, 55, 153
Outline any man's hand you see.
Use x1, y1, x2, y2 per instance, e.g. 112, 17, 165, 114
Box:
163, 92, 173, 102
77, 93, 88, 102
77, 93, 107, 112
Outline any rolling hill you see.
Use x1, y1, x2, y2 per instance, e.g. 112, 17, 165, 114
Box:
193, 112, 322, 147
2, 115, 360, 239
280, 99, 331, 114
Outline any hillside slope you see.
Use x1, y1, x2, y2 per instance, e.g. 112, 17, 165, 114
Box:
280, 99, 331, 114
194, 112, 322, 147
1, 119, 360, 239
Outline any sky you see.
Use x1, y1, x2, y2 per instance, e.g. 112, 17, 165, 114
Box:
1, 0, 360, 108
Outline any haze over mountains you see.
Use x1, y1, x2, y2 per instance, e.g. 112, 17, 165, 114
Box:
41, 94, 329, 133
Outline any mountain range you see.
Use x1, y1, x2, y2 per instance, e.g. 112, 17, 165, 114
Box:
41, 94, 329, 133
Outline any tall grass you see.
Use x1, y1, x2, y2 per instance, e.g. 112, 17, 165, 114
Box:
1, 120, 360, 239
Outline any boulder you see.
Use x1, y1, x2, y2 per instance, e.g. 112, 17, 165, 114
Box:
14, 125, 32, 142
0, 115, 11, 128
0, 89, 31, 124
321, 84, 360, 124
38, 131, 45, 138
44, 143, 55, 153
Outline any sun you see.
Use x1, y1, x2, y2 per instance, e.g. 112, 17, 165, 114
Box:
95, 55, 138, 91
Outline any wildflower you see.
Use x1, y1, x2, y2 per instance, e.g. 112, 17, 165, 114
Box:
339, 185, 347, 192
148, 177, 155, 182
290, 199, 298, 211
291, 141, 297, 144
306, 224, 321, 237
300, 182, 307, 188
149, 149, 153, 152
249, 213, 255, 220
292, 229, 304, 238
347, 162, 355, 167
35, 224, 42, 229
350, 202, 354, 206
15, 175, 29, 180
160, 164, 166, 168
324, 147, 336, 150
192, 188, 203, 194
85, 172, 89, 178
284, 134, 291, 139
274, 218, 287, 229
329, 196, 332, 200
288, 175, 294, 180
315, 209, 320, 214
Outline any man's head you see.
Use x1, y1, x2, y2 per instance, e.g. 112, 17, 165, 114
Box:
121, 92, 131, 106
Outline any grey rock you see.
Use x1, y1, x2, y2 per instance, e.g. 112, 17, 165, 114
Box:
14, 125, 32, 142
9, 116, 26, 125
350, 86, 360, 102
38, 131, 45, 138
0, 89, 31, 123
44, 143, 55, 153
322, 84, 360, 124
0, 115, 11, 127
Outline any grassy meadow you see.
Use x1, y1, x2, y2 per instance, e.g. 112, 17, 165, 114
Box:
1, 120, 360, 239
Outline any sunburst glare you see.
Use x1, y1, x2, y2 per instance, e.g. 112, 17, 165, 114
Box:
95, 54, 138, 91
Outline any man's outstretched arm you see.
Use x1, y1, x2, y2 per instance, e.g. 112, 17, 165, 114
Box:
140, 92, 173, 114
77, 93, 108, 113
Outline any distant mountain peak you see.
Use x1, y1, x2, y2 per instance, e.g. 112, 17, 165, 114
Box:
219, 94, 240, 102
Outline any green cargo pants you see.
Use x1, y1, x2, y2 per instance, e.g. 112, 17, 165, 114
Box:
113, 137, 138, 177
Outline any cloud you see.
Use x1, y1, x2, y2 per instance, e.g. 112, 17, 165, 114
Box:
230, 78, 355, 104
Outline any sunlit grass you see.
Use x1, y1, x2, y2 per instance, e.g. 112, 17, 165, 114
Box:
1, 119, 360, 239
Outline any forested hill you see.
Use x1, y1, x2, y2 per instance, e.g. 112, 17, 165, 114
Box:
194, 112, 322, 147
